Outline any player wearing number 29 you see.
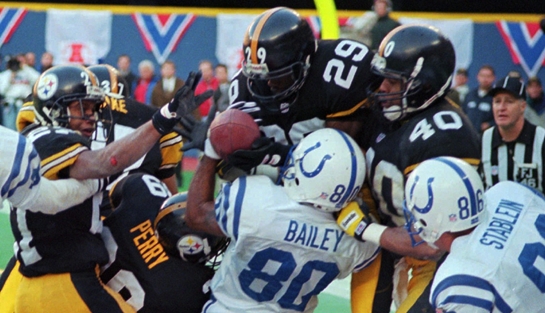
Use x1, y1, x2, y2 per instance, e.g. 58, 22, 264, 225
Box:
186, 128, 381, 312
228, 6, 381, 149
404, 157, 545, 312
346, 25, 481, 312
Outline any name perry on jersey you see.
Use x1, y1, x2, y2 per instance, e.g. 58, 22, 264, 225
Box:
284, 220, 344, 252
130, 219, 169, 269
479, 199, 523, 249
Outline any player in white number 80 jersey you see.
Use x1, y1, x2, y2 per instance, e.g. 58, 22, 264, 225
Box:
186, 128, 379, 312
404, 157, 545, 312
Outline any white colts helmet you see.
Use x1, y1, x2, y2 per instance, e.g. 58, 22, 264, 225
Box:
403, 157, 485, 246
282, 128, 366, 212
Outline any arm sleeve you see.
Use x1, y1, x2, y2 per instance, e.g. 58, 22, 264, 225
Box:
12, 178, 101, 214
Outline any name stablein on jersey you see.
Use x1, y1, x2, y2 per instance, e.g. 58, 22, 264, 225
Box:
479, 199, 523, 249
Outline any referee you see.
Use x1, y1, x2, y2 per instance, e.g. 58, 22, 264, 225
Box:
481, 75, 545, 192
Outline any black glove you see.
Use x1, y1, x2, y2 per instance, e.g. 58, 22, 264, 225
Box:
226, 137, 292, 172
152, 71, 214, 135
179, 104, 217, 152
228, 101, 262, 125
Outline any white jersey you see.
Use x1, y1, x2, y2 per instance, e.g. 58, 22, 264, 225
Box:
0, 126, 100, 213
431, 181, 545, 312
204, 175, 380, 313
0, 126, 41, 206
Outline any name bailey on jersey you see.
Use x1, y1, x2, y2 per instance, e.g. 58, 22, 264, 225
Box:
283, 220, 344, 252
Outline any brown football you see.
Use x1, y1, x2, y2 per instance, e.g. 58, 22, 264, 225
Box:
209, 109, 261, 159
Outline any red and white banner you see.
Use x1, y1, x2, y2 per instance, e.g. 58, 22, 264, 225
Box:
215, 14, 257, 79
0, 7, 26, 49
45, 9, 112, 65
132, 13, 196, 65
497, 21, 545, 78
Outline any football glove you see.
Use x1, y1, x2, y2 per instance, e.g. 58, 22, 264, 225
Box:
179, 103, 217, 152
226, 137, 292, 172
228, 101, 262, 125
152, 71, 214, 135
336, 200, 386, 244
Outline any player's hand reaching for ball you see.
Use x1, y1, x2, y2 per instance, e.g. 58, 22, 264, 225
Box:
152, 71, 214, 135
226, 137, 292, 172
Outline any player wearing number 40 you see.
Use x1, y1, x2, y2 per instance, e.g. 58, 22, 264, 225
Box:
186, 128, 439, 313
404, 157, 545, 312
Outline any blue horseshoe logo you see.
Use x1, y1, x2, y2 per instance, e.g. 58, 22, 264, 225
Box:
299, 142, 332, 178
409, 175, 435, 214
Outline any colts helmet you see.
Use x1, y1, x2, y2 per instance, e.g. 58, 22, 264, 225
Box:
154, 192, 229, 265
403, 157, 485, 246
282, 128, 366, 212
371, 24, 455, 121
87, 64, 129, 99
242, 7, 316, 110
33, 65, 104, 128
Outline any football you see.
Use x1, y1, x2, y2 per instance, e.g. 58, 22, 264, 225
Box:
208, 109, 261, 159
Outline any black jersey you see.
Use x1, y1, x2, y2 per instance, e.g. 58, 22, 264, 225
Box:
100, 174, 214, 313
11, 126, 109, 277
230, 39, 382, 145
94, 96, 182, 181
365, 99, 481, 227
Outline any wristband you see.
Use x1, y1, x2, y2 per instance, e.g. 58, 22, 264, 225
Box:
360, 223, 388, 245
204, 138, 221, 160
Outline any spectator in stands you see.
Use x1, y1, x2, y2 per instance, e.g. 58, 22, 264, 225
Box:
0, 55, 39, 129
195, 60, 218, 119
370, 0, 401, 51
525, 76, 545, 128
38, 52, 54, 73
117, 54, 136, 95
453, 68, 469, 103
213, 63, 230, 113
133, 59, 158, 105
25, 52, 36, 69
151, 60, 185, 109
462, 64, 496, 134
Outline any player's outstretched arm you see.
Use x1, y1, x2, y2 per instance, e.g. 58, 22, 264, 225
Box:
337, 201, 442, 260
186, 155, 224, 237
17, 178, 103, 214
71, 72, 213, 179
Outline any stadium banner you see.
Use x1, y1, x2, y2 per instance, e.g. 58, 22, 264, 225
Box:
132, 13, 196, 64
496, 21, 545, 78
0, 4, 541, 89
0, 7, 26, 48
45, 9, 112, 65
398, 17, 474, 73
215, 13, 256, 79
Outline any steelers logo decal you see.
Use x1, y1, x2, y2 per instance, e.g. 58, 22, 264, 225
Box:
36, 74, 59, 101
177, 235, 204, 256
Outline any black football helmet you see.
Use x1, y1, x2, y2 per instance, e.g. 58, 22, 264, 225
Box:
87, 64, 129, 99
33, 65, 105, 128
242, 7, 316, 110
154, 192, 229, 266
370, 24, 455, 121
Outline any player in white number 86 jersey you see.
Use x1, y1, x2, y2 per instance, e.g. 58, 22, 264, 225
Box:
404, 157, 545, 312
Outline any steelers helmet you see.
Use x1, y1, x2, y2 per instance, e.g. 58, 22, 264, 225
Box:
154, 192, 229, 265
33, 65, 104, 127
242, 7, 316, 110
87, 64, 129, 98
371, 24, 455, 121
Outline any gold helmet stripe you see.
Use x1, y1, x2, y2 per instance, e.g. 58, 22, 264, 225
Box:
250, 7, 282, 64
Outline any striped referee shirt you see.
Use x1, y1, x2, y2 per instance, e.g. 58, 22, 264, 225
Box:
481, 120, 545, 192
